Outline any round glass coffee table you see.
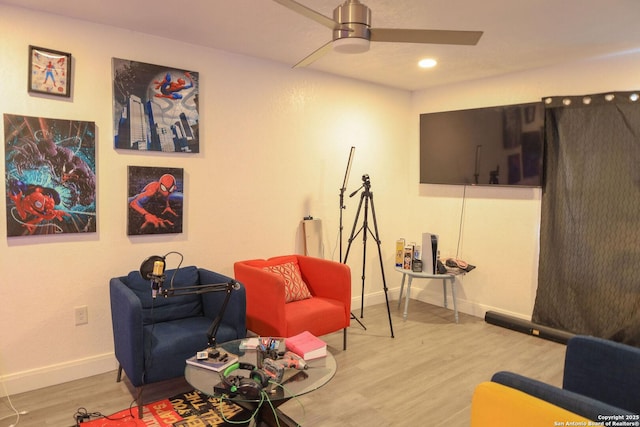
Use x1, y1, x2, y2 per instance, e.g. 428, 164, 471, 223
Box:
185, 338, 336, 426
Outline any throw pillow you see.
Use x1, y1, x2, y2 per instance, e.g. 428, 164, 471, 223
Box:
263, 261, 312, 303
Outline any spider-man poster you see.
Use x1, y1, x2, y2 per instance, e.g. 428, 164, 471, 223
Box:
112, 58, 199, 153
127, 166, 184, 236
4, 114, 96, 236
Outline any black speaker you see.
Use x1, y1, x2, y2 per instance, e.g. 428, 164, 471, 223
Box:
484, 311, 574, 344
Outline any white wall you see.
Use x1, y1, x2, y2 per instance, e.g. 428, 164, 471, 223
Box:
408, 48, 640, 319
0, 5, 413, 395
2, 3, 640, 396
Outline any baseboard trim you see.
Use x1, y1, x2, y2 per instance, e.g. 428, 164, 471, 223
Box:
1, 289, 533, 397
399, 280, 536, 320
401, 289, 574, 344
1, 352, 117, 397
351, 287, 402, 311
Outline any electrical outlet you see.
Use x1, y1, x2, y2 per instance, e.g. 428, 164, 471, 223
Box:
75, 305, 88, 325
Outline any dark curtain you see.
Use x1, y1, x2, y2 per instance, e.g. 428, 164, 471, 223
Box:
532, 92, 640, 346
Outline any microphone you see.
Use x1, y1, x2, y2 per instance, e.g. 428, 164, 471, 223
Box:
230, 280, 241, 291
153, 259, 164, 276
151, 259, 165, 298
140, 255, 166, 298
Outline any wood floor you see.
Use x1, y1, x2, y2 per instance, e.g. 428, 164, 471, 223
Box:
0, 300, 567, 427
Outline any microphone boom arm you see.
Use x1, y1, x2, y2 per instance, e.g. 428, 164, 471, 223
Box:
140, 253, 240, 349
160, 281, 238, 297
160, 280, 239, 348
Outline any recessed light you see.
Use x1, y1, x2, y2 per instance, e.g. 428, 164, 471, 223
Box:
418, 58, 437, 68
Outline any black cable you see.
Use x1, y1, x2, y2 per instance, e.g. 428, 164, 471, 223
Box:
73, 405, 138, 425
131, 251, 183, 418
455, 185, 468, 258
134, 296, 155, 417
164, 251, 184, 290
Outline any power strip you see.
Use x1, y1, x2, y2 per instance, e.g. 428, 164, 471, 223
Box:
74, 409, 102, 425
76, 413, 91, 422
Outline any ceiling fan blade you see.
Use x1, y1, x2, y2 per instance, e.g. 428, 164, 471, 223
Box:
272, 0, 337, 29
370, 28, 483, 46
294, 40, 334, 68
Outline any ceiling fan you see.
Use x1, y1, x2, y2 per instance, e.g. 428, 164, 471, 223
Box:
272, 0, 484, 67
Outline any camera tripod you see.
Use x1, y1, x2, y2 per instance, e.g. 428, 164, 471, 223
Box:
342, 174, 394, 339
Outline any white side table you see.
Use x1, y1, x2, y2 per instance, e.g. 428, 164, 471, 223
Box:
395, 267, 458, 323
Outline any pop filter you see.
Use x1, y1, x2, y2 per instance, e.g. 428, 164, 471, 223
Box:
139, 255, 166, 279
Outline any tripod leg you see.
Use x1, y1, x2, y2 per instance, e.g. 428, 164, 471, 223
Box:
367, 192, 395, 338
351, 312, 366, 330
359, 194, 369, 318
343, 191, 367, 330
342, 191, 365, 265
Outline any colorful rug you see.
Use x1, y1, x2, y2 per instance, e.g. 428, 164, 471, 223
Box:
81, 390, 251, 426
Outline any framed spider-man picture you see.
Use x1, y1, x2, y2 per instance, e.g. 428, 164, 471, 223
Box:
28, 45, 72, 97
112, 58, 199, 153
127, 166, 184, 236
4, 114, 96, 237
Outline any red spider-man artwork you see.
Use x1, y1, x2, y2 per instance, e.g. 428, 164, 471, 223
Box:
127, 167, 183, 235
4, 114, 96, 236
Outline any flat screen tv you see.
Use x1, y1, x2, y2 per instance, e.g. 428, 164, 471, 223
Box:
420, 101, 544, 187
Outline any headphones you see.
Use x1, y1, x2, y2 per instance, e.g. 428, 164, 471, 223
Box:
222, 362, 269, 399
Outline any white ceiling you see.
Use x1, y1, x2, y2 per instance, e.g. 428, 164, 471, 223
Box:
3, 0, 640, 91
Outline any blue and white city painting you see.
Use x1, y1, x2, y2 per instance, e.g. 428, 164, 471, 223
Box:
112, 58, 199, 153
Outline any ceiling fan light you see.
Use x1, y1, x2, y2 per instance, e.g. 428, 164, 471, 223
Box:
333, 37, 370, 54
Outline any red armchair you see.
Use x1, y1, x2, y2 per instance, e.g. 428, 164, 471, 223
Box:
234, 255, 351, 350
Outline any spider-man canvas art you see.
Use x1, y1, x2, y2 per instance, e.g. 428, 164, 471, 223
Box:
112, 58, 199, 153
4, 114, 96, 236
127, 166, 184, 236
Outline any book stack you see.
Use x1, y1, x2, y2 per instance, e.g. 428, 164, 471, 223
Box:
285, 331, 327, 361
186, 351, 238, 372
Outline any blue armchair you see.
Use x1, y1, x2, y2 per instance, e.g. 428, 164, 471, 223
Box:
491, 335, 640, 420
109, 266, 246, 415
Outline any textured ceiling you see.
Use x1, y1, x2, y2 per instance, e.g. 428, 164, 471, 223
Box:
3, 0, 640, 91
